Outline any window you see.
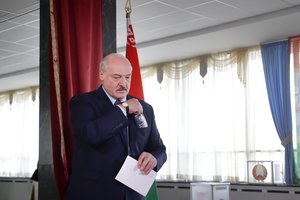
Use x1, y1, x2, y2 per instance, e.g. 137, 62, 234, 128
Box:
0, 87, 39, 177
142, 47, 284, 182
0, 46, 291, 181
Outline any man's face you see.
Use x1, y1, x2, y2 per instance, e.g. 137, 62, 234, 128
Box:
100, 56, 132, 100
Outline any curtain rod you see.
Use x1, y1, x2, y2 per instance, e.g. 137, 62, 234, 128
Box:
261, 38, 288, 45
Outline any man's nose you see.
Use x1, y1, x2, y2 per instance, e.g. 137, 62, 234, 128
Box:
119, 76, 127, 85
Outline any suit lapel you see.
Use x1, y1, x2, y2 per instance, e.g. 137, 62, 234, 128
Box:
96, 86, 114, 109
96, 86, 131, 151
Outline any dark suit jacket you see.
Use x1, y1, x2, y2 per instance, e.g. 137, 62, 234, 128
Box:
65, 86, 167, 200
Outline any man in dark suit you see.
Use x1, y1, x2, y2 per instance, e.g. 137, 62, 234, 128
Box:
65, 53, 167, 200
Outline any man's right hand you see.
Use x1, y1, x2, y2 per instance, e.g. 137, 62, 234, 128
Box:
124, 98, 143, 115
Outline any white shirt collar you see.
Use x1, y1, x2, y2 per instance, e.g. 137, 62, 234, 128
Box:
102, 87, 126, 105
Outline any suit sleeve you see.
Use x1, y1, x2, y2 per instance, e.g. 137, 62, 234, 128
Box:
144, 105, 167, 171
70, 95, 128, 147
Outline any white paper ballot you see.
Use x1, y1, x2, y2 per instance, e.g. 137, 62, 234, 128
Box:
115, 155, 157, 196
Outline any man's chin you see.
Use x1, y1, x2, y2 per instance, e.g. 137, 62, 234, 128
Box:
115, 91, 127, 98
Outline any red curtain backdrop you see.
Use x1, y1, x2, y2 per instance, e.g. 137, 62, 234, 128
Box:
49, 0, 102, 199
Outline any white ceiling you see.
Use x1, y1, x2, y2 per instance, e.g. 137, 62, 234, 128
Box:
1, 0, 300, 92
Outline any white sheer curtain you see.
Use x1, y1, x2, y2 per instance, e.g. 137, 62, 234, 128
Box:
142, 47, 283, 182
0, 87, 39, 177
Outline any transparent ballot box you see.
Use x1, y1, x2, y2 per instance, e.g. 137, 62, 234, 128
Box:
247, 160, 284, 184
190, 182, 229, 200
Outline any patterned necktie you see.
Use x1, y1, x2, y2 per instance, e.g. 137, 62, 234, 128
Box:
114, 100, 129, 147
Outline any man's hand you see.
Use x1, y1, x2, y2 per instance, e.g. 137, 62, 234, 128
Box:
125, 98, 143, 115
137, 152, 157, 175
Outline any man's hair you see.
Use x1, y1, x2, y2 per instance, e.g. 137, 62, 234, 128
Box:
99, 53, 130, 72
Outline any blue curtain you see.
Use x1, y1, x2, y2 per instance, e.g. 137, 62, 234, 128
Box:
261, 40, 294, 184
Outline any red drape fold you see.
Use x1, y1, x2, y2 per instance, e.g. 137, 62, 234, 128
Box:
49, 0, 102, 199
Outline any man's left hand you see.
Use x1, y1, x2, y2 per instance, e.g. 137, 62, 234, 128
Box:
137, 152, 157, 175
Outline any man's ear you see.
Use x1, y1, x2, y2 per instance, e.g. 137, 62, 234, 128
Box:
99, 70, 104, 82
